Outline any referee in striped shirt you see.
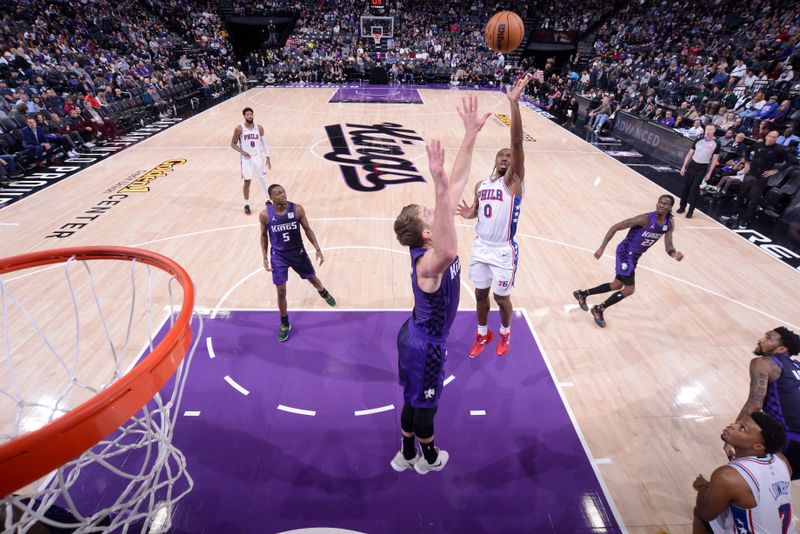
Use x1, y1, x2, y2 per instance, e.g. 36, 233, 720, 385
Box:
677, 124, 721, 218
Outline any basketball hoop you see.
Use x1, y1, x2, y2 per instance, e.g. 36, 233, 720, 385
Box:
0, 246, 200, 532
372, 31, 383, 46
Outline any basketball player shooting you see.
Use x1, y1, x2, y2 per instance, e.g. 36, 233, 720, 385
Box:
391, 96, 490, 475
573, 195, 684, 328
231, 107, 271, 215
457, 73, 533, 358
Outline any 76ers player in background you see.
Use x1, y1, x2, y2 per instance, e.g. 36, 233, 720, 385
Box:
231, 107, 271, 215
573, 194, 684, 327
457, 73, 533, 357
391, 96, 489, 474
259, 184, 336, 342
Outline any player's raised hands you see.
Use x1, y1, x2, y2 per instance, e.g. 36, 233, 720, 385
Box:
506, 73, 533, 103
426, 139, 448, 187
457, 95, 491, 134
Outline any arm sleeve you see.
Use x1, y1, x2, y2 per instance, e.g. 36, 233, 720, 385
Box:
261, 135, 270, 156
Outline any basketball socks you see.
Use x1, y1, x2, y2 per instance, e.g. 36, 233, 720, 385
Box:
584, 283, 612, 296
499, 324, 510, 335
477, 324, 488, 336
402, 435, 417, 461
420, 441, 438, 464
318, 289, 330, 299
281, 314, 289, 326
601, 291, 625, 309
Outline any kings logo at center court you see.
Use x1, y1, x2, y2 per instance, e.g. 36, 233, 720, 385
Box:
323, 122, 426, 192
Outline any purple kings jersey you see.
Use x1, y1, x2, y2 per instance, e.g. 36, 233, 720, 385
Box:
409, 247, 461, 341
267, 202, 304, 252
620, 212, 671, 255
764, 353, 800, 437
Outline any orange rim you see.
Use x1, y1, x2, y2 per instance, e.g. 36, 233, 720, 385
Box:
0, 246, 194, 497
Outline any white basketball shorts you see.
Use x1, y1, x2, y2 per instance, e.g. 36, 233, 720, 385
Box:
468, 238, 519, 297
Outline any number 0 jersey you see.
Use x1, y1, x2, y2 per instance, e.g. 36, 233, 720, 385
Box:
475, 175, 522, 244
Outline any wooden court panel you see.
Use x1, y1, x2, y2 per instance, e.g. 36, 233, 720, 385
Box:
1, 87, 799, 532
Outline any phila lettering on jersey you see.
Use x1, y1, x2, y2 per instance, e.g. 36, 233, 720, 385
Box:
475, 174, 522, 244
240, 122, 264, 158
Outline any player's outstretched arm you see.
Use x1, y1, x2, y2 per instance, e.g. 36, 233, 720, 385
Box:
296, 204, 325, 265
417, 140, 456, 278
507, 74, 533, 183
449, 95, 490, 208
594, 213, 648, 259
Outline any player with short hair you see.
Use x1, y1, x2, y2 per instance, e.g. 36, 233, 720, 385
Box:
457, 74, 533, 358
728, 327, 800, 478
391, 96, 489, 475
573, 194, 684, 327
692, 411, 792, 534
232, 107, 271, 215
259, 184, 335, 342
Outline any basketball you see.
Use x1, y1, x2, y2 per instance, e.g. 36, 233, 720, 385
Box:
484, 11, 525, 53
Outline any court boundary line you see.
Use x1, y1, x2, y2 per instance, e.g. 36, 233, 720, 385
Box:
521, 308, 628, 533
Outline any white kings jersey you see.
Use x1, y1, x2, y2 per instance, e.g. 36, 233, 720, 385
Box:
239, 122, 268, 158
710, 454, 795, 534
475, 174, 522, 244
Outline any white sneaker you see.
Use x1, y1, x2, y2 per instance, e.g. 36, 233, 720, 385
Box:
414, 448, 449, 475
390, 450, 420, 472
84, 142, 96, 148
67, 150, 77, 158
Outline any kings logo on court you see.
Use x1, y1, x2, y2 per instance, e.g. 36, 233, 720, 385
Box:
323, 122, 426, 192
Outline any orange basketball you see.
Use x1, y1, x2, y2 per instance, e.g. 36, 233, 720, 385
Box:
484, 11, 525, 54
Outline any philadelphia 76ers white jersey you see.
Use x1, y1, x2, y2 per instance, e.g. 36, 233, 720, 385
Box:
709, 454, 794, 534
239, 122, 264, 158
475, 175, 522, 244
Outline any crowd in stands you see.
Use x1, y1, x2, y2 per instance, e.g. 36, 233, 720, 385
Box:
0, 0, 243, 186
242, 0, 526, 86
523, 0, 800, 228
536, 0, 613, 33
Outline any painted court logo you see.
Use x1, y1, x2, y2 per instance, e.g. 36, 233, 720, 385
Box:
47, 158, 186, 239
323, 122, 426, 192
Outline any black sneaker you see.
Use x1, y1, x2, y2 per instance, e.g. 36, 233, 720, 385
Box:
685, 211, 693, 219
676, 207, 685, 214
573, 290, 588, 311
591, 305, 606, 328
244, 204, 251, 215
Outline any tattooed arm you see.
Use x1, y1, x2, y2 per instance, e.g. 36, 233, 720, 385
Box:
735, 356, 783, 422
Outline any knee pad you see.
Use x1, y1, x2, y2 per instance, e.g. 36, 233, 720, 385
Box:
400, 404, 414, 434
413, 408, 437, 439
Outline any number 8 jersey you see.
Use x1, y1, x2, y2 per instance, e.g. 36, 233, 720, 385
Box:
475, 175, 522, 245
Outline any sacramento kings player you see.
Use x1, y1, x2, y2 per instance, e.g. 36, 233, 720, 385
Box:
259, 184, 336, 342
391, 96, 489, 475
573, 195, 684, 327
729, 327, 800, 478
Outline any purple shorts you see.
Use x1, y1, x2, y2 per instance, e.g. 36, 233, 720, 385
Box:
271, 248, 315, 286
397, 319, 447, 409
614, 244, 640, 285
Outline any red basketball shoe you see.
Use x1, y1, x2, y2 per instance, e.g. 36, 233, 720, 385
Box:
468, 330, 494, 358
496, 330, 511, 356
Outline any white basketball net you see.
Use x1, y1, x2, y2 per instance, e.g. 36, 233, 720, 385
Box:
0, 255, 201, 533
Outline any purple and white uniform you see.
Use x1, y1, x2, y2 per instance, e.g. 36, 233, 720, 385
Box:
615, 212, 670, 283
397, 247, 461, 408
267, 202, 315, 286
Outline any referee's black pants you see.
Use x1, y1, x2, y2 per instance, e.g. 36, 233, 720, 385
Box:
678, 160, 708, 216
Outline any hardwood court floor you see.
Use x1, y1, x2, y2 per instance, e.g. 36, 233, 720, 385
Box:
1, 87, 799, 532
